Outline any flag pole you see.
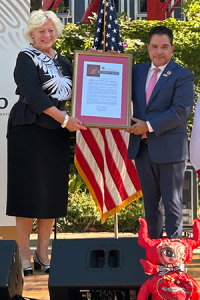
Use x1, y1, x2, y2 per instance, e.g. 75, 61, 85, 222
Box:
103, 0, 118, 239
103, 0, 106, 52
114, 214, 119, 239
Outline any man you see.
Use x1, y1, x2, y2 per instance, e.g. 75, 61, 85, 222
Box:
126, 26, 194, 239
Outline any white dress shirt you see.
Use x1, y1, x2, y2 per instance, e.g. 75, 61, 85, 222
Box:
146, 62, 168, 132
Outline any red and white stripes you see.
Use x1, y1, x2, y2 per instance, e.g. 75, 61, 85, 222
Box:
75, 128, 142, 223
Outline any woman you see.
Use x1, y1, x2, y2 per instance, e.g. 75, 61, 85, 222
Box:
6, 9, 86, 276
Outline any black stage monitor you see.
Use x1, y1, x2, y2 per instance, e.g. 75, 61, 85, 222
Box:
0, 240, 23, 300
49, 237, 149, 300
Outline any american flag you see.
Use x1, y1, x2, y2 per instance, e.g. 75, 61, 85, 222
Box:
93, 0, 124, 52
75, 0, 142, 223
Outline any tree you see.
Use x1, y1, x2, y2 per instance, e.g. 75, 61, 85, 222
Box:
31, 0, 42, 11
63, 0, 69, 7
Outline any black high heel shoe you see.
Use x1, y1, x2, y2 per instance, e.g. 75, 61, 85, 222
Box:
33, 251, 50, 273
23, 266, 33, 276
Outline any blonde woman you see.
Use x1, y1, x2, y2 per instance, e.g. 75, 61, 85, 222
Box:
6, 10, 86, 276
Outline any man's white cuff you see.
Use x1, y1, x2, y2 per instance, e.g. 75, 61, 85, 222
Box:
146, 121, 153, 132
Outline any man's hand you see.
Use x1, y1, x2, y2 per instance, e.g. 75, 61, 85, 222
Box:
125, 117, 148, 135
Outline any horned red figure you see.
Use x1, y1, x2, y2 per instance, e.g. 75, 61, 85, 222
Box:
137, 218, 200, 300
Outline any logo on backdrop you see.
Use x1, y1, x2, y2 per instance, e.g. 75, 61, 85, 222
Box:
0, 98, 8, 109
0, 1, 29, 51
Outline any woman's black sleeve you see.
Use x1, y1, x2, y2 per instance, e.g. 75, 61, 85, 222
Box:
14, 52, 54, 115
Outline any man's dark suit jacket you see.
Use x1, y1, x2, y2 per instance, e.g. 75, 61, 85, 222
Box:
128, 59, 194, 163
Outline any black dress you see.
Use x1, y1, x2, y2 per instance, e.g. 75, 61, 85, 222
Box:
6, 47, 72, 219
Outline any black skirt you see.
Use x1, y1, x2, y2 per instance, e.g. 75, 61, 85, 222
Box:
6, 123, 70, 219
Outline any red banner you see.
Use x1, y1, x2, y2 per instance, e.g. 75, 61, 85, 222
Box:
81, 0, 101, 23
147, 0, 172, 20
42, 0, 62, 10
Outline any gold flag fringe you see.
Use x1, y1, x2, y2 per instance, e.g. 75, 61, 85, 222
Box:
74, 155, 142, 224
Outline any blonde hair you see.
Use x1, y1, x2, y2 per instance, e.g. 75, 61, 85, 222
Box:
24, 9, 64, 44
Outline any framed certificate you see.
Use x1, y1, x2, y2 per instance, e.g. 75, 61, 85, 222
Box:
71, 50, 132, 129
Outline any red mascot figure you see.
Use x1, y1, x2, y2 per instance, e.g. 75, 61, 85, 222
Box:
137, 218, 200, 300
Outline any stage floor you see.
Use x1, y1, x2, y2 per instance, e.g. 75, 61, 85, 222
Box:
22, 233, 200, 300
23, 266, 50, 299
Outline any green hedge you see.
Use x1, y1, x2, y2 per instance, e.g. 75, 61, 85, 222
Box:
64, 165, 143, 233
56, 191, 143, 234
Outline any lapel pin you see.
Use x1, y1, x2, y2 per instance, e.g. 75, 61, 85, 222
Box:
163, 71, 171, 77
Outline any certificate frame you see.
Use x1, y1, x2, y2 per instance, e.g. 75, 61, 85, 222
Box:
72, 50, 132, 129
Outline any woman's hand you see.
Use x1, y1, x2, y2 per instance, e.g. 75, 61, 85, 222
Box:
66, 117, 87, 132
43, 107, 87, 131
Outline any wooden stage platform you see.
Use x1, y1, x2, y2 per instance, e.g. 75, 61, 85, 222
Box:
23, 267, 50, 300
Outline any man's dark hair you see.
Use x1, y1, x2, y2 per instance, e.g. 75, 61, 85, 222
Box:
148, 26, 173, 45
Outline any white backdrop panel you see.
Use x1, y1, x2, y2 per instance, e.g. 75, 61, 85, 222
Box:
0, 0, 30, 226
